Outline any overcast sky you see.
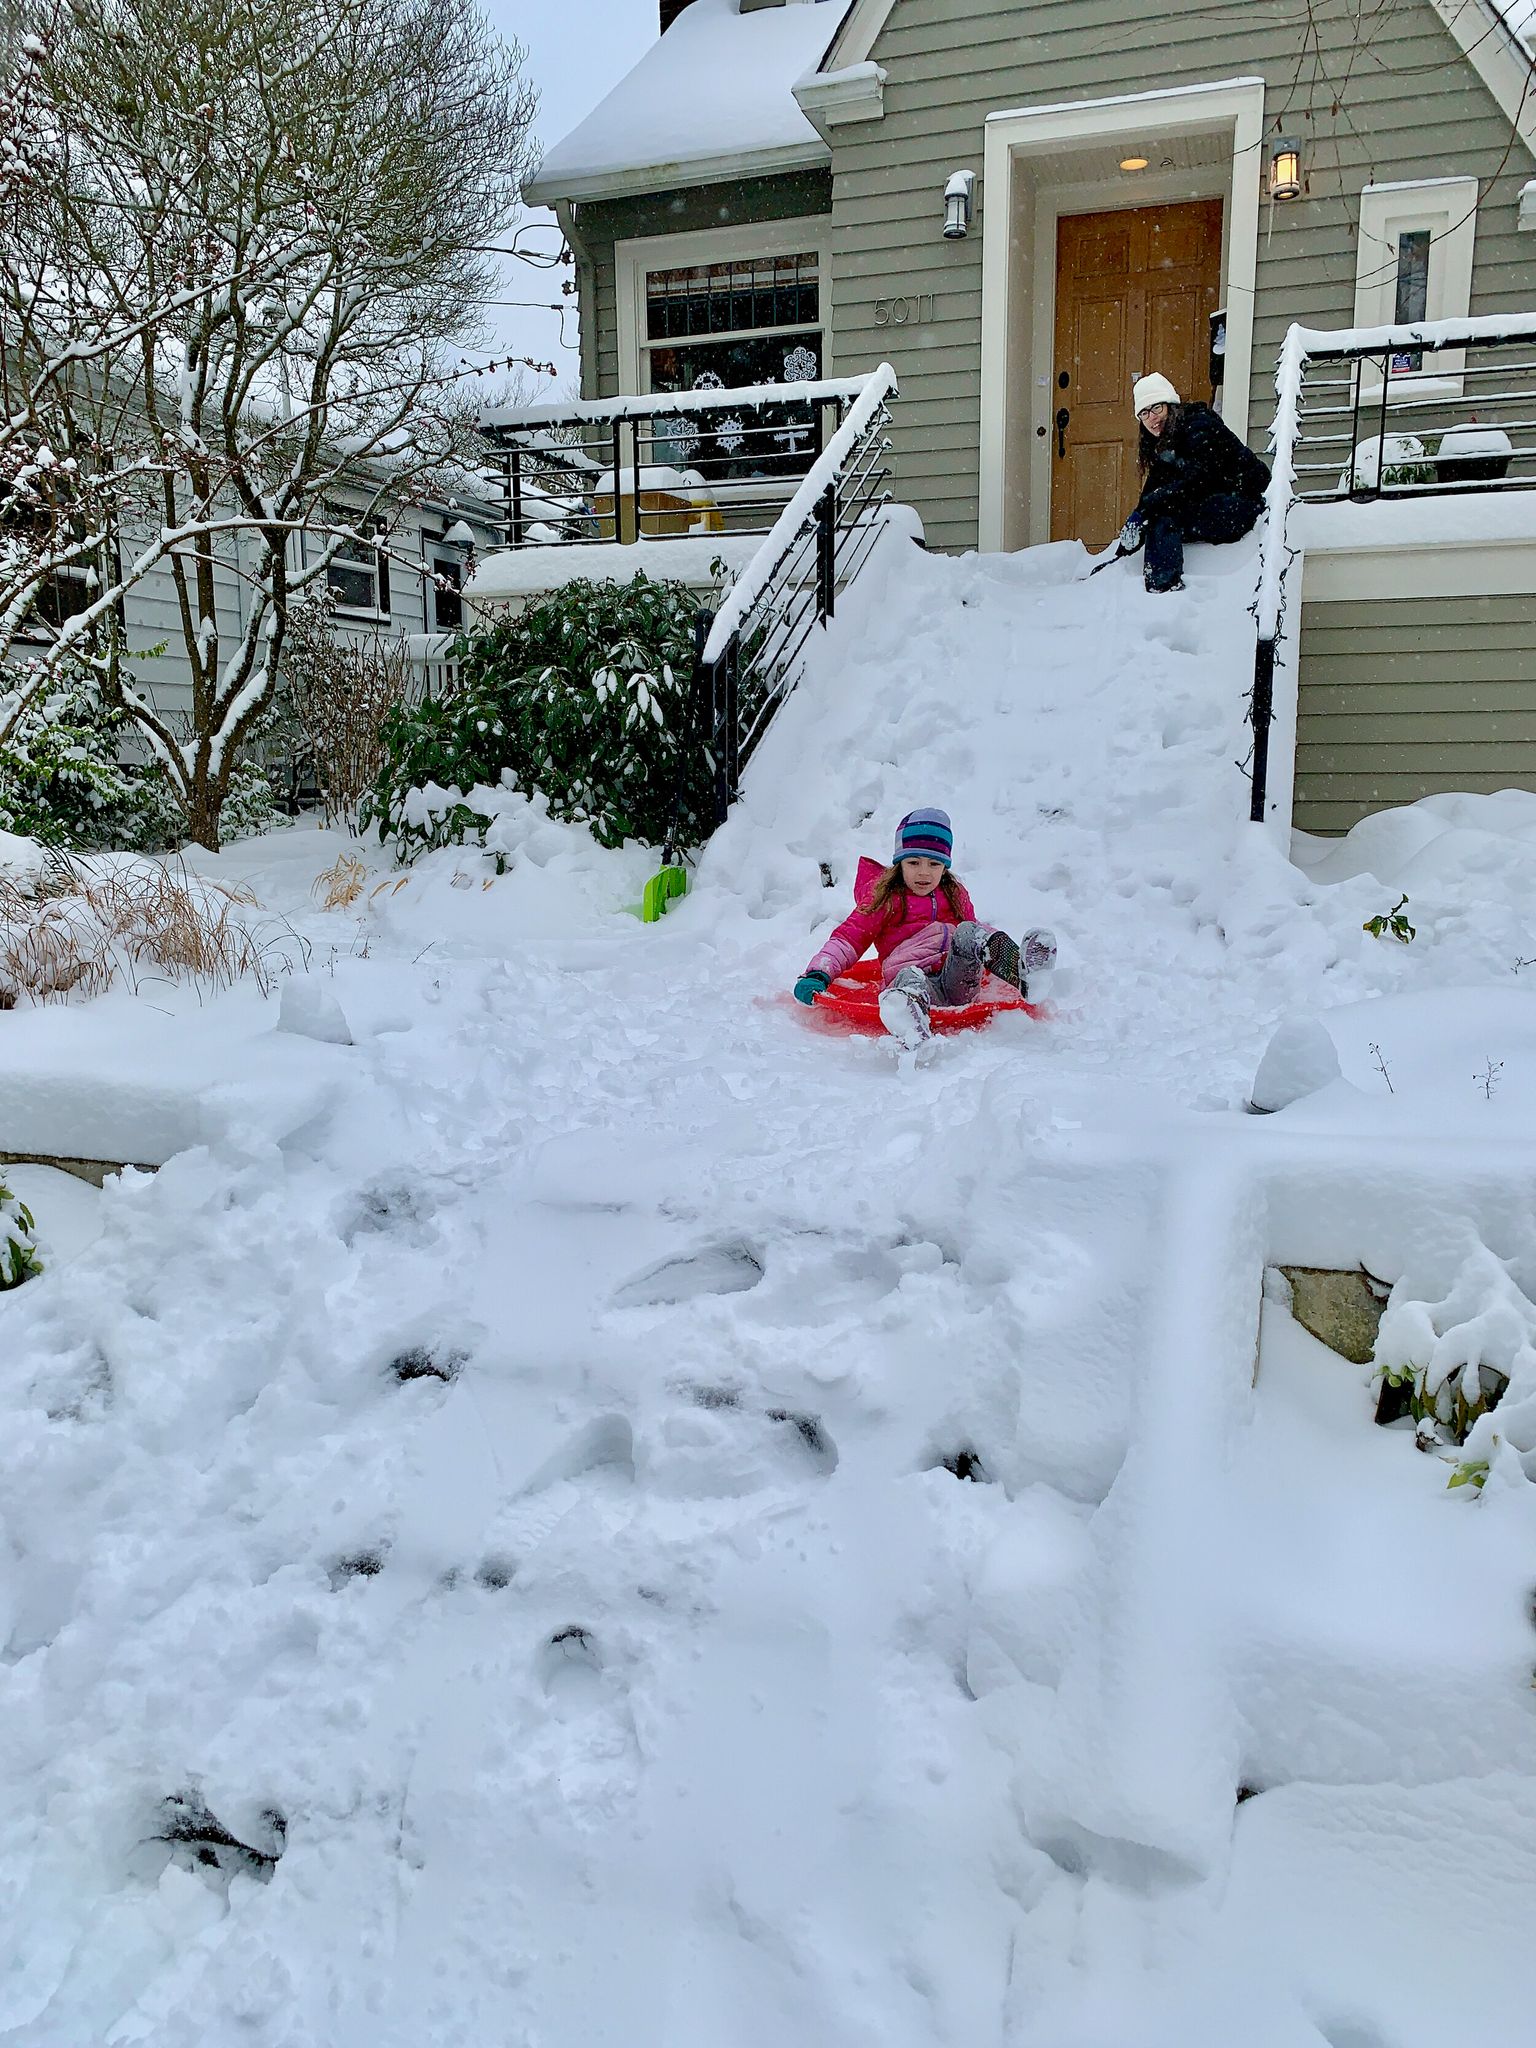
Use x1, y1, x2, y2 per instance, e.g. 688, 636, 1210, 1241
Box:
473, 1, 659, 394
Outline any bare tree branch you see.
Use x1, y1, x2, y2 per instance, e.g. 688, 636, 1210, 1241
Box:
1, 0, 538, 844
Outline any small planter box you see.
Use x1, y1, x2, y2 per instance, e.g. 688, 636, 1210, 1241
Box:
1433, 426, 1514, 486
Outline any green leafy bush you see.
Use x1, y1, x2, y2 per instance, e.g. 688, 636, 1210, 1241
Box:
0, 673, 177, 851
1, 1179, 41, 1290
362, 574, 715, 859
0, 673, 277, 852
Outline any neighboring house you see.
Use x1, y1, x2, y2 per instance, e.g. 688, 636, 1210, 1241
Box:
528, 0, 1536, 832
13, 488, 500, 722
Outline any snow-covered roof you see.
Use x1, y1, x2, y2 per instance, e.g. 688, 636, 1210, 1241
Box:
525, 0, 853, 207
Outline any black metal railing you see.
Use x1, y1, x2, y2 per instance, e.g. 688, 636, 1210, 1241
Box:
691, 365, 898, 832
1250, 312, 1536, 822
478, 376, 881, 549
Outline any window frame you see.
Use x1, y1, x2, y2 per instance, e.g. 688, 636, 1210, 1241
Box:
1353, 177, 1479, 398
614, 216, 832, 398
426, 540, 465, 634
323, 511, 392, 621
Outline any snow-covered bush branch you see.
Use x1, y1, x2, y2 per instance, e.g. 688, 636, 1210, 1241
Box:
275, 591, 416, 825
1375, 1243, 1536, 1487
0, 1177, 41, 1289
1, 0, 537, 846
362, 575, 717, 860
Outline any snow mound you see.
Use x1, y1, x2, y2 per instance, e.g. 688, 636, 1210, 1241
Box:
5, 518, 1536, 2045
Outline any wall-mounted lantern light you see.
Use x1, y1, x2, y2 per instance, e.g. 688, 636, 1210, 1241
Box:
1268, 137, 1303, 202
943, 169, 975, 239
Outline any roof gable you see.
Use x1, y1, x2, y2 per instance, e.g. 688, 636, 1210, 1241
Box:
824, 0, 1534, 160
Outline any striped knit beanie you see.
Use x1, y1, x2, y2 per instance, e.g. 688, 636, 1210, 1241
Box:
893, 807, 953, 866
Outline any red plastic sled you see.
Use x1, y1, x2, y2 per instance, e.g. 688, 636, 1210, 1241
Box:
806, 956, 1041, 1036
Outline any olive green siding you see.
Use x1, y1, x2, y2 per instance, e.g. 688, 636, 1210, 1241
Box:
837, 0, 1536, 551
1295, 595, 1536, 834
569, 171, 833, 400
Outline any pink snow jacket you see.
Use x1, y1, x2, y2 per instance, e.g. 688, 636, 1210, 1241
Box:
805, 855, 977, 983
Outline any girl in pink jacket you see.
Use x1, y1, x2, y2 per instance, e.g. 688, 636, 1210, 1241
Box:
793, 808, 1056, 1045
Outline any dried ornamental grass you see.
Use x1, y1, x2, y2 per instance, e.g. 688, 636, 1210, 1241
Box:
313, 853, 368, 911
0, 850, 302, 1004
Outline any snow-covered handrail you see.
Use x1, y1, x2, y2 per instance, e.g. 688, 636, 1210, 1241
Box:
1279, 310, 1536, 361
1256, 311, 1536, 638
1249, 311, 1536, 822
1254, 323, 1309, 644
702, 364, 898, 665
480, 376, 878, 433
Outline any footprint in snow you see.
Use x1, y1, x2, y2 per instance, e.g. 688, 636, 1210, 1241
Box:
610, 1242, 764, 1309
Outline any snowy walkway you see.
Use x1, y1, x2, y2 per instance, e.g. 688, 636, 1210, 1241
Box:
4, 534, 1536, 2046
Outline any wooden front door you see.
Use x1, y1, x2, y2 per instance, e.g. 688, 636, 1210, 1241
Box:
1050, 199, 1223, 549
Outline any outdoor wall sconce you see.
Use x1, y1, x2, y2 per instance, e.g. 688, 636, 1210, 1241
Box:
1268, 137, 1303, 202
943, 169, 975, 239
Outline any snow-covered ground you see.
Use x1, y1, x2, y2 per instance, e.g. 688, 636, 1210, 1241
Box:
3, 529, 1536, 2046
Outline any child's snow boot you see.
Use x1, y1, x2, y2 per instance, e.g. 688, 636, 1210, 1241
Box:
878, 969, 932, 1050
984, 927, 1057, 997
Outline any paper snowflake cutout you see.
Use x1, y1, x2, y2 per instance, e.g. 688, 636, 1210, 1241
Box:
781, 345, 818, 386
717, 415, 746, 455
665, 415, 700, 463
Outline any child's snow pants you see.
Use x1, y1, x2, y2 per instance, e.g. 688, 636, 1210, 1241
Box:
883, 919, 993, 1009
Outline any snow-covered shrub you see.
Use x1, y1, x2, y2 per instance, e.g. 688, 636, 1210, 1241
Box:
0, 672, 178, 852
0, 1179, 41, 1290
363, 573, 715, 858
1373, 1245, 1536, 1481
1341, 434, 1433, 491
216, 759, 279, 843
274, 594, 416, 824
0, 847, 297, 1003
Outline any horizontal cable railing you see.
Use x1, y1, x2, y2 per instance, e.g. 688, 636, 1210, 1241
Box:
1250, 312, 1536, 824
478, 377, 878, 549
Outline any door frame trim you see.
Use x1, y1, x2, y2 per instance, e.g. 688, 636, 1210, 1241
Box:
979, 77, 1266, 552
1035, 185, 1230, 549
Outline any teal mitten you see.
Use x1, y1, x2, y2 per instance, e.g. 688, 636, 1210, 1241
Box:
793, 972, 830, 1006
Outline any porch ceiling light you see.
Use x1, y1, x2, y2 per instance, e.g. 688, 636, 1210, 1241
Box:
943, 168, 975, 239
1268, 136, 1303, 202
1120, 156, 1148, 172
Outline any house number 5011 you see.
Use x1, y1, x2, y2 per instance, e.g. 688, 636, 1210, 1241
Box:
874, 294, 936, 326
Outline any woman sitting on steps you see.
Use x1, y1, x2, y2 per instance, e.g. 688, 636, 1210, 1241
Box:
1117, 372, 1271, 594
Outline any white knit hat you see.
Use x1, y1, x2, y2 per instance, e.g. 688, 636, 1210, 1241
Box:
1132, 372, 1180, 416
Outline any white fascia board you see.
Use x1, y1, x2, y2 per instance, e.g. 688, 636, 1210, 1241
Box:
824, 0, 899, 68
1426, 0, 1536, 161
984, 74, 1269, 133
524, 139, 829, 208
793, 61, 886, 138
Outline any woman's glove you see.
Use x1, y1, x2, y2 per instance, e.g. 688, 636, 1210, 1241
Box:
793, 972, 830, 1005
1117, 514, 1145, 554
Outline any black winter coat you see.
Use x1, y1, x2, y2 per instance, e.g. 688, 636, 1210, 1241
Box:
1134, 403, 1270, 518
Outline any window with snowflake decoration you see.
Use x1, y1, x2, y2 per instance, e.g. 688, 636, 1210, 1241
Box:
641, 249, 823, 479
